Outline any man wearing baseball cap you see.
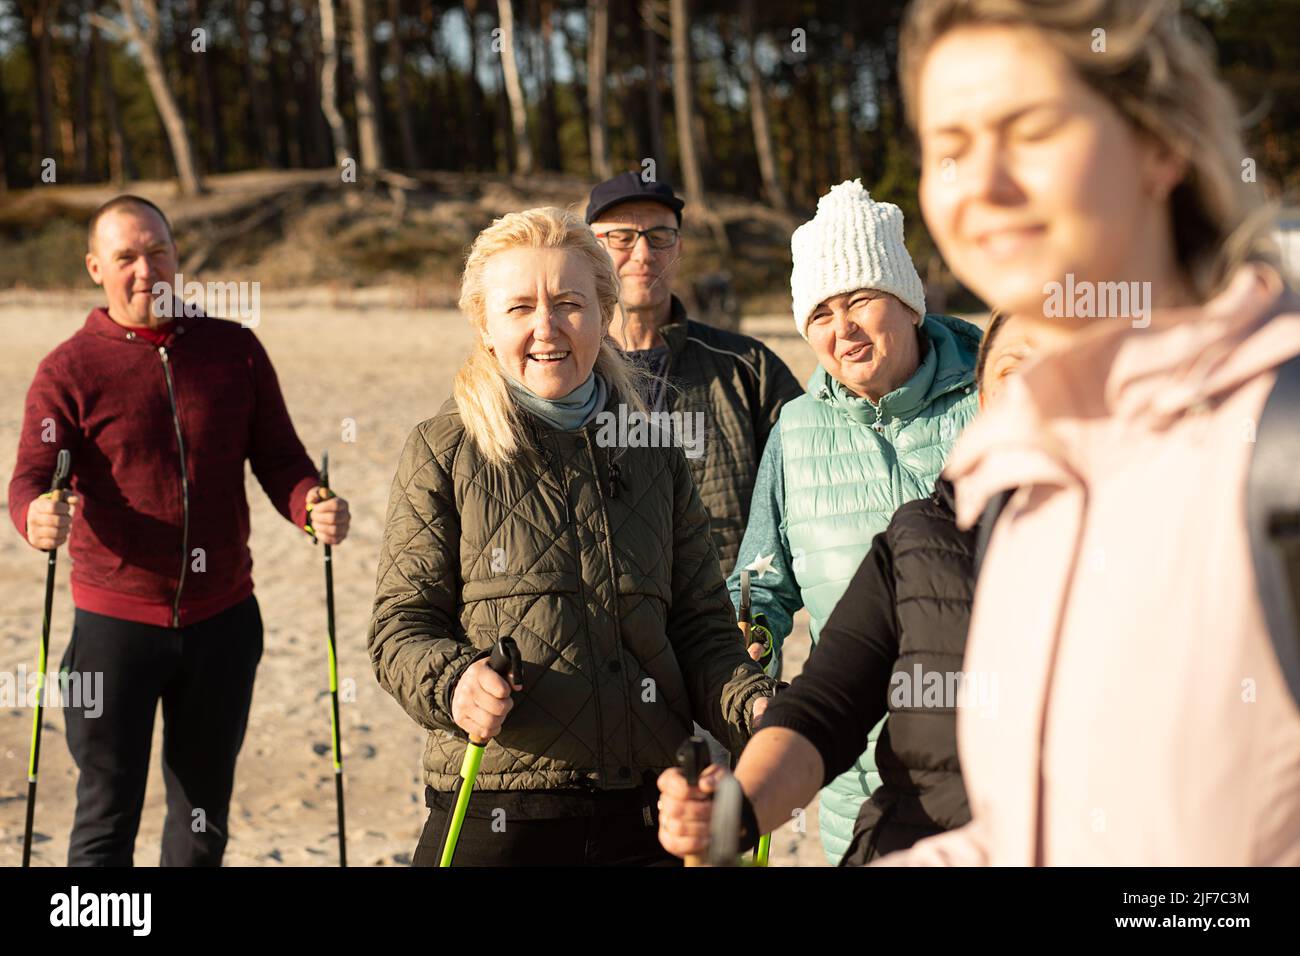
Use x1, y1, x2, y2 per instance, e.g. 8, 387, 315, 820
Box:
586, 171, 801, 574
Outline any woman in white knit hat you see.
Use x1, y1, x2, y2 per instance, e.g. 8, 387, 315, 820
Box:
722, 178, 982, 864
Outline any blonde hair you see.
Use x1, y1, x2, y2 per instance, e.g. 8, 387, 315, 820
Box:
899, 0, 1278, 302
454, 206, 648, 465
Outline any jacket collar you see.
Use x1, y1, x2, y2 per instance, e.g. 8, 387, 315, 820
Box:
656, 296, 692, 357
82, 305, 200, 344
809, 313, 979, 426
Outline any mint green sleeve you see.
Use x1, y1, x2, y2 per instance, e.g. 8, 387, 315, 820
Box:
727, 422, 802, 676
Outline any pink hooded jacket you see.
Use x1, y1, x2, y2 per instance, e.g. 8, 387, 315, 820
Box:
879, 264, 1300, 865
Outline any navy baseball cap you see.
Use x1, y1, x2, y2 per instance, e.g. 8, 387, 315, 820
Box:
585, 171, 685, 226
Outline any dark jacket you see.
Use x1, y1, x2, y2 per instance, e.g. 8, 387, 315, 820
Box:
368, 395, 776, 793
761, 478, 975, 863
8, 308, 319, 627
658, 298, 802, 573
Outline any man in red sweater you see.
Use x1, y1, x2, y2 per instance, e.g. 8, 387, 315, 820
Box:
9, 195, 350, 866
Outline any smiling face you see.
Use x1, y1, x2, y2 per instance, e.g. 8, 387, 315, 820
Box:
805, 289, 921, 402
916, 25, 1186, 324
85, 207, 179, 329
590, 200, 681, 314
480, 246, 605, 398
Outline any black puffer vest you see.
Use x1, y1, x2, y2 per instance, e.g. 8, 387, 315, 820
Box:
842, 478, 975, 864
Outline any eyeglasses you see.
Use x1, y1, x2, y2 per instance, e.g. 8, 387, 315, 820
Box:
594, 227, 680, 250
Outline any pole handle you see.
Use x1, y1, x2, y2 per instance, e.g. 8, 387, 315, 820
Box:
44, 448, 72, 512
49, 448, 71, 494
306, 450, 331, 543
488, 635, 523, 688
466, 637, 522, 747
675, 735, 713, 868
738, 570, 752, 625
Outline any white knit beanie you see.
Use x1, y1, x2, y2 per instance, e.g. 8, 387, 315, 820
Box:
790, 180, 925, 339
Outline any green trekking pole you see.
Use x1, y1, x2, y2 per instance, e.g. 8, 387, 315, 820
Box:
307, 450, 346, 867
438, 636, 523, 867
22, 448, 71, 868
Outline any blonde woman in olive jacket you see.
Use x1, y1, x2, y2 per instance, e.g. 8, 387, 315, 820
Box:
369, 207, 774, 866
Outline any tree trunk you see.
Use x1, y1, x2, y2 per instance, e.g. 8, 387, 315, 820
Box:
74, 11, 95, 181
296, 1, 330, 168
536, 0, 561, 170
22, 0, 58, 166
464, 0, 494, 170
94, 22, 134, 183
425, 13, 456, 169
187, 0, 224, 172
669, 0, 703, 206
772, 80, 799, 208
52, 44, 79, 178
798, 92, 818, 207
235, 0, 273, 167
261, 0, 291, 166
111, 0, 205, 195
833, 32, 856, 184
496, 0, 533, 175
743, 0, 784, 210
690, 75, 713, 186
233, 0, 269, 166
496, 60, 514, 174
346, 0, 385, 171
318, 0, 351, 166
560, 14, 589, 167
0, 59, 10, 189
387, 0, 419, 169
640, 0, 665, 167
283, 0, 318, 167
586, 0, 610, 179
278, 5, 303, 168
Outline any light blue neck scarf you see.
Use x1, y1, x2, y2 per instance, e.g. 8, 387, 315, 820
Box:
506, 372, 607, 431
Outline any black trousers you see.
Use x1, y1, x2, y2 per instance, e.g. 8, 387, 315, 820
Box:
60, 596, 263, 866
411, 775, 681, 867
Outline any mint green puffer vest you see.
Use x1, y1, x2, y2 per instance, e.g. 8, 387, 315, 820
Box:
780, 314, 980, 864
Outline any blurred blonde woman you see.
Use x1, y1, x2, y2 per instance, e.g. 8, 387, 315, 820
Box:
368, 206, 774, 866
880, 0, 1300, 864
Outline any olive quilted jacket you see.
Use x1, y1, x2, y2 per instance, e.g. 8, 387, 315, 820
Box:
369, 396, 776, 793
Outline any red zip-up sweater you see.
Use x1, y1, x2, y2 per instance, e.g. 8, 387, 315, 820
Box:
8, 307, 319, 627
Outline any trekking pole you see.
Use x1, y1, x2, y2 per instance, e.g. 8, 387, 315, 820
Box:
438, 636, 523, 867
738, 569, 752, 645
736, 571, 772, 867
753, 827, 771, 867
22, 449, 71, 868
307, 450, 346, 867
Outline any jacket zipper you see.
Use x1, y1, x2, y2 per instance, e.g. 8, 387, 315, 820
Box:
159, 347, 190, 627
590, 439, 635, 779
541, 430, 604, 784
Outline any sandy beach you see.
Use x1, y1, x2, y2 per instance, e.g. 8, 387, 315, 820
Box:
0, 292, 827, 867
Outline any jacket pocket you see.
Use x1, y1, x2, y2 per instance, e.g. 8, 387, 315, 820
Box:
461, 570, 581, 605
615, 572, 671, 608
